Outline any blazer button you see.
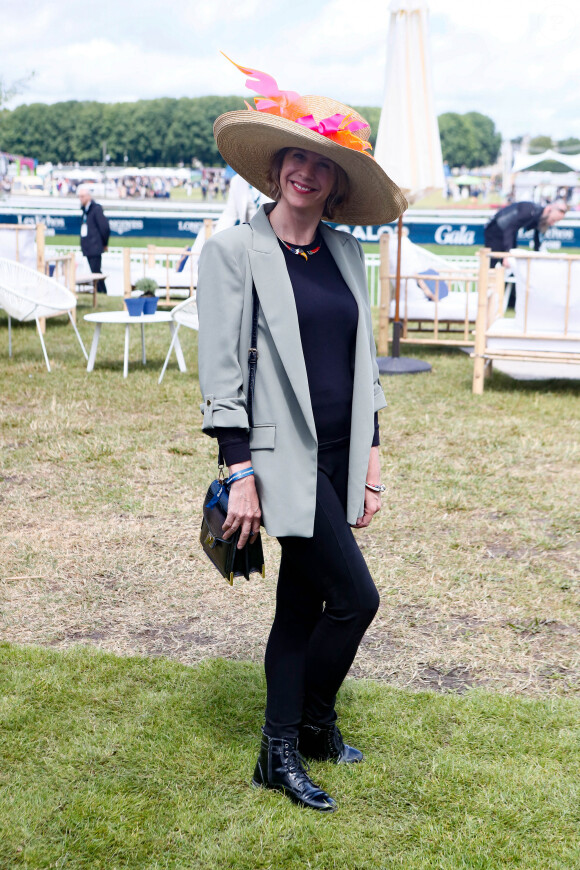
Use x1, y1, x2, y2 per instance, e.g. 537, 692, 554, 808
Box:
206, 399, 211, 406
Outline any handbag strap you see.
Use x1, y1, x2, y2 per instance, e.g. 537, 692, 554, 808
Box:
247, 283, 259, 430
218, 284, 259, 471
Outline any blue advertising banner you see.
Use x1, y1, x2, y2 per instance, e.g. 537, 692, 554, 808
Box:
0, 211, 205, 239
330, 220, 483, 246
2, 207, 579, 248
1, 212, 81, 235
331, 219, 580, 249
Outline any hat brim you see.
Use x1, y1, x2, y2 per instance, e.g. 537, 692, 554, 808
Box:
214, 107, 408, 226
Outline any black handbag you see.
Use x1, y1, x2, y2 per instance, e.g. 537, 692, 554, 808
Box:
200, 286, 265, 585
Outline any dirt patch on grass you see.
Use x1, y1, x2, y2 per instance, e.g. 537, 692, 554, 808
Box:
2, 485, 578, 697
2, 461, 579, 697
414, 665, 475, 693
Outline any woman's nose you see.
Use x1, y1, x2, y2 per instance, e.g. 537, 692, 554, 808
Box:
298, 160, 316, 180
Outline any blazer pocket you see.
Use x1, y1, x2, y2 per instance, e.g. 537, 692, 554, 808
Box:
249, 424, 276, 450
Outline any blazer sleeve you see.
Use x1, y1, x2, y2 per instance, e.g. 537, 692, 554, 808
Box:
352, 236, 387, 413
197, 233, 250, 435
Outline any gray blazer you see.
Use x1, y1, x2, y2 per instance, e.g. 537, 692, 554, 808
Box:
197, 204, 387, 537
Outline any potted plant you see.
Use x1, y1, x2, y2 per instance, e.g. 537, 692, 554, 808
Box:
134, 277, 159, 314
124, 295, 145, 316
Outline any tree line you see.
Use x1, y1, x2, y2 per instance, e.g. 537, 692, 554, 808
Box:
1, 95, 504, 169
0, 96, 244, 167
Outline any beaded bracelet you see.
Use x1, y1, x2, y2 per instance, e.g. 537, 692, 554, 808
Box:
365, 481, 386, 493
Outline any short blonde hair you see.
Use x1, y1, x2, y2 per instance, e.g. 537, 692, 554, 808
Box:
266, 148, 350, 221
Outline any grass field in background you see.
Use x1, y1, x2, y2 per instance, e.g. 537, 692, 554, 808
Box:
169, 187, 228, 203
408, 191, 503, 210
46, 236, 580, 260
46, 235, 196, 249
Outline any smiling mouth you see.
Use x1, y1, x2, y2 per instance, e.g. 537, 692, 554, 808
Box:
290, 180, 317, 194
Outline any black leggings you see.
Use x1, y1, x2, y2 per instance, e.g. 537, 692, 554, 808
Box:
264, 440, 380, 739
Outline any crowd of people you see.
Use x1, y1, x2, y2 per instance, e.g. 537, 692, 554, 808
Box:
1, 168, 232, 200
51, 174, 177, 199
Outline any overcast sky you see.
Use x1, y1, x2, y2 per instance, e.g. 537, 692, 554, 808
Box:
2, 0, 578, 141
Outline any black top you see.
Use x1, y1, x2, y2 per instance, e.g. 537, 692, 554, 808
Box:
217, 230, 380, 466
483, 201, 544, 253
80, 200, 110, 257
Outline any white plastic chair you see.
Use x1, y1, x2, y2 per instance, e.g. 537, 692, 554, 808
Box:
0, 257, 88, 372
158, 296, 198, 384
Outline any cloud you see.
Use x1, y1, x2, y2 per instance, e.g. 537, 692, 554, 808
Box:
429, 0, 578, 135
2, 0, 578, 139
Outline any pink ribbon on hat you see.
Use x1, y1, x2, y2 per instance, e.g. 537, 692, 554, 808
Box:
295, 113, 372, 153
295, 113, 367, 136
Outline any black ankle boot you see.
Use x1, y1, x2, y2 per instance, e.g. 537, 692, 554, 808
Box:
252, 731, 337, 812
299, 722, 364, 764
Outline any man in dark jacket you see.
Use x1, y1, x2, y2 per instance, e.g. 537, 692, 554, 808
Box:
78, 186, 110, 293
484, 199, 567, 265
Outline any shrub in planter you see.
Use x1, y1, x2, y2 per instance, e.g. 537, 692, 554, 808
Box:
134, 277, 159, 297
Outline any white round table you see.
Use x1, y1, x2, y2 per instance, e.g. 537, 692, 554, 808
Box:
84, 310, 187, 379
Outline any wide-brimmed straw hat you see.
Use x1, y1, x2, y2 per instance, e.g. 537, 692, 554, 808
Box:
214, 59, 408, 225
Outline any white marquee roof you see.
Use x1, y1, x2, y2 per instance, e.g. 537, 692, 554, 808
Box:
512, 149, 580, 173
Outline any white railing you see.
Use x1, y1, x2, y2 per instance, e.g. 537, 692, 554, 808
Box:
48, 244, 186, 274
364, 252, 478, 306
365, 254, 381, 306
48, 244, 479, 307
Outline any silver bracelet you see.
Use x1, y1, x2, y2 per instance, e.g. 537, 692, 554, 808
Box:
365, 481, 386, 493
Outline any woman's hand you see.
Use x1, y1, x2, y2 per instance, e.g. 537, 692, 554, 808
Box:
355, 446, 382, 529
222, 461, 261, 549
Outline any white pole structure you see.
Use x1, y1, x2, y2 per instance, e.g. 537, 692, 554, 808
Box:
375, 0, 444, 374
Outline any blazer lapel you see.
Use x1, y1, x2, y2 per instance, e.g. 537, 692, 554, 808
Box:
248, 208, 317, 442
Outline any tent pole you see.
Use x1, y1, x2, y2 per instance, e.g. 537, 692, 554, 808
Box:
392, 214, 404, 358
376, 215, 431, 376
394, 214, 403, 323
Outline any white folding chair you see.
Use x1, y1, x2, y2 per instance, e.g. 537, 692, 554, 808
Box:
0, 257, 88, 372
158, 296, 198, 384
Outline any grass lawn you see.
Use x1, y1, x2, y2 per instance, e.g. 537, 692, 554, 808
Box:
1, 644, 578, 869
1, 295, 578, 692
408, 191, 503, 210
0, 295, 579, 867
46, 236, 196, 249
46, 238, 580, 261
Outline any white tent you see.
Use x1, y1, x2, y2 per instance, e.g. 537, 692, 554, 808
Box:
374, 0, 444, 371
512, 149, 580, 173
374, 0, 444, 198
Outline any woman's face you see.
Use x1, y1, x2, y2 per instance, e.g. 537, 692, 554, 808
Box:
278, 148, 337, 216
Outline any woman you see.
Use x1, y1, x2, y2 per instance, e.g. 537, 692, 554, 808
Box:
197, 60, 407, 812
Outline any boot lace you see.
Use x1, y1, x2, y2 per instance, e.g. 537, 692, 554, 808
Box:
285, 746, 311, 780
